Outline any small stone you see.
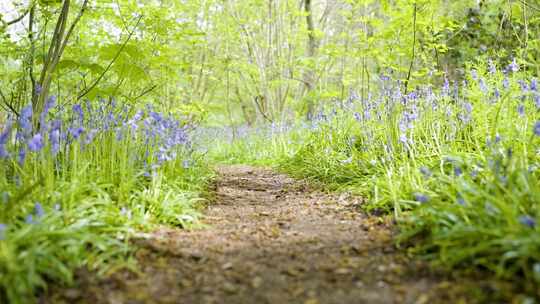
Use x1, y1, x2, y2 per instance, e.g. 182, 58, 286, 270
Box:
222, 262, 233, 270
335, 268, 350, 275
251, 276, 263, 288
222, 282, 237, 294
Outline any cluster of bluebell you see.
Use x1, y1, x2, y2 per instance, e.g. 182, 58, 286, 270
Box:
0, 98, 193, 238
0, 98, 191, 168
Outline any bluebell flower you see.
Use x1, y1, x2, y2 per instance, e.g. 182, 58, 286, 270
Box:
503, 77, 509, 89
518, 104, 525, 116
534, 121, 540, 136
531, 78, 538, 91
28, 133, 44, 152
419, 166, 432, 178
120, 207, 132, 220
35, 202, 45, 218
35, 83, 42, 94
442, 77, 450, 96
0, 145, 8, 159
413, 193, 429, 203
18, 105, 33, 139
508, 58, 519, 73
493, 88, 501, 100
25, 214, 34, 224
518, 79, 528, 92
40, 96, 57, 129
183, 159, 191, 168
479, 78, 487, 93
69, 127, 84, 139
456, 194, 466, 206
84, 129, 98, 145
488, 60, 497, 74
454, 166, 463, 177
72, 104, 84, 121
54, 203, 61, 211
518, 215, 536, 228
495, 133, 502, 143
470, 69, 478, 81
0, 223, 6, 240
18, 148, 26, 165
50, 129, 61, 155
0, 120, 12, 145
399, 134, 408, 145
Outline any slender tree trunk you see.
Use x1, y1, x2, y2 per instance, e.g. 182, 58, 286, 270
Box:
303, 0, 317, 120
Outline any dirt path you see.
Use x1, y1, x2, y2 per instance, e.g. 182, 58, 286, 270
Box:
47, 165, 498, 304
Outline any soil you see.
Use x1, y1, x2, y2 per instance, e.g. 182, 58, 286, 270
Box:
45, 165, 516, 304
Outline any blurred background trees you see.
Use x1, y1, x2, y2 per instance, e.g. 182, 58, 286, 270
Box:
1, 0, 538, 124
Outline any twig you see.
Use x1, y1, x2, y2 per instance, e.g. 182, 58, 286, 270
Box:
77, 15, 143, 100
404, 2, 417, 94
5, 9, 29, 26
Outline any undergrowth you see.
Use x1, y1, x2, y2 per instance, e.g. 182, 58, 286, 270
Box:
0, 99, 213, 303
207, 60, 540, 295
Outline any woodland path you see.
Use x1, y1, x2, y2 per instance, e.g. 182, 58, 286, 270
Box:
47, 165, 493, 304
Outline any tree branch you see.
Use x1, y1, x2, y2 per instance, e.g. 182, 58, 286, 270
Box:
404, 2, 417, 94
77, 15, 143, 100
5, 9, 29, 26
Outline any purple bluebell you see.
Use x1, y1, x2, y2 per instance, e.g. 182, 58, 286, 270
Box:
183, 159, 191, 168
69, 127, 84, 139
50, 129, 61, 155
518, 80, 528, 92
18, 148, 26, 165
456, 195, 466, 206
34, 202, 45, 218
454, 166, 463, 177
502, 77, 509, 89
54, 203, 61, 211
534, 121, 540, 136
493, 88, 500, 100
0, 223, 6, 240
25, 214, 34, 224
40, 96, 57, 129
442, 77, 450, 96
399, 134, 408, 145
18, 105, 33, 139
531, 79, 538, 91
84, 129, 98, 146
495, 133, 502, 143
413, 193, 429, 203
508, 58, 519, 73
479, 78, 487, 93
0, 119, 12, 145
518, 215, 536, 228
488, 60, 497, 75
518, 104, 525, 116
0, 122, 10, 159
35, 84, 42, 94
72, 104, 84, 122
0, 145, 8, 159
470, 69, 478, 81
419, 166, 432, 178
28, 133, 44, 152
471, 168, 479, 178
120, 207, 132, 219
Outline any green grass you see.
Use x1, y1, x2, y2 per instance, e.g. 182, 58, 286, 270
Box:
0, 105, 214, 303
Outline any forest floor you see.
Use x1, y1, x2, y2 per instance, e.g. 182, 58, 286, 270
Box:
46, 165, 514, 304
